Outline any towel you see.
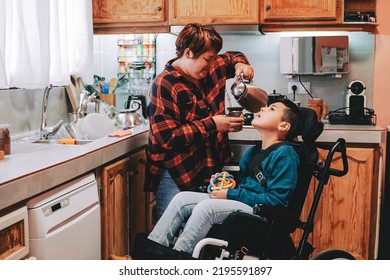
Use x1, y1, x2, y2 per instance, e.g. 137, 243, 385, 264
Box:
108, 130, 133, 137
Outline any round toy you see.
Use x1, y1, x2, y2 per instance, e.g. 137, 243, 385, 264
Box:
207, 171, 236, 193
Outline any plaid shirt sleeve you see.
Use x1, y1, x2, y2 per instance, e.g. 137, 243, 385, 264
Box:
147, 51, 251, 190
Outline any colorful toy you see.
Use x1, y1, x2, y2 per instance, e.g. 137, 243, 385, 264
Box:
208, 171, 236, 193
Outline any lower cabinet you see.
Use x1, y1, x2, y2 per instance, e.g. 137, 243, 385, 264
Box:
99, 147, 156, 259
293, 146, 380, 260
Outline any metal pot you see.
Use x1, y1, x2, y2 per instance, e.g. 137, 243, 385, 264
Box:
117, 102, 142, 128
230, 73, 268, 113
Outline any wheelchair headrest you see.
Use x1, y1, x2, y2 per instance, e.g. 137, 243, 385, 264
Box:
298, 107, 324, 143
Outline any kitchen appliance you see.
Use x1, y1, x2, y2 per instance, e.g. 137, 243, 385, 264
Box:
346, 80, 366, 118
230, 73, 268, 113
125, 94, 147, 118
267, 90, 285, 106
378, 125, 390, 259
328, 107, 376, 125
117, 107, 143, 128
27, 173, 101, 260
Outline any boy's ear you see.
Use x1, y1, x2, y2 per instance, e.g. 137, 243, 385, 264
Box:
278, 121, 291, 133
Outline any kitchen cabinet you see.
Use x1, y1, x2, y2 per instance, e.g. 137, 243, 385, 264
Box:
169, 0, 259, 25
294, 146, 380, 260
260, 0, 377, 32
92, 0, 168, 34
100, 157, 130, 260
99, 147, 155, 259
129, 148, 156, 249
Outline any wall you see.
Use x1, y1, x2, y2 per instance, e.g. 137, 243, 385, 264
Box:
0, 87, 70, 136
373, 0, 390, 129
94, 31, 375, 114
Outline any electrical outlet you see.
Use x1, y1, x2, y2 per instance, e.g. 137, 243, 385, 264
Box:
288, 82, 311, 94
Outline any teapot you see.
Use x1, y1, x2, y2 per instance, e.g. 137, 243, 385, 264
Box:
117, 102, 143, 128
230, 73, 268, 113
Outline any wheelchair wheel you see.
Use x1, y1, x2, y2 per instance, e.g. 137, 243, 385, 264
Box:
311, 249, 356, 260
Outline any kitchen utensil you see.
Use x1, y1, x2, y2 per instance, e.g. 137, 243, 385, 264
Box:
226, 107, 244, 117
65, 84, 79, 112
109, 78, 118, 94
124, 95, 147, 118
117, 103, 143, 128
230, 73, 268, 113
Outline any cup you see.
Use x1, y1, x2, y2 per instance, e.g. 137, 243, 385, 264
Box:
306, 98, 328, 122
226, 107, 244, 117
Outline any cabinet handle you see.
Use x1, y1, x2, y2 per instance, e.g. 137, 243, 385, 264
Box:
156, 6, 162, 12
265, 5, 271, 11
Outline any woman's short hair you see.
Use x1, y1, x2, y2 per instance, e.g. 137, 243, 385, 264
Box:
175, 23, 223, 58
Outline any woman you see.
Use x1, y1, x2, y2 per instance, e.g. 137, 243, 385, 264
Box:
147, 23, 254, 218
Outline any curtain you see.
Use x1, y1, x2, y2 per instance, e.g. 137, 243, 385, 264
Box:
0, 0, 93, 89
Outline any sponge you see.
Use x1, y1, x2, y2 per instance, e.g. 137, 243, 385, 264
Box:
58, 138, 77, 145
0, 150, 4, 160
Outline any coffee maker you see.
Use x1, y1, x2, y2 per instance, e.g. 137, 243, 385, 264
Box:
346, 80, 366, 119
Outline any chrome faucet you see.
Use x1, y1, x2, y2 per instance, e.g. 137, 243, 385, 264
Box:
40, 84, 64, 139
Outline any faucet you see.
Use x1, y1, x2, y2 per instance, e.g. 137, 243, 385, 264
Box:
40, 84, 64, 139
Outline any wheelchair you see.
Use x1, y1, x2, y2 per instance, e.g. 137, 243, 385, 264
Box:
131, 107, 355, 260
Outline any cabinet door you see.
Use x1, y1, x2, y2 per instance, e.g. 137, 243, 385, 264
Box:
100, 157, 130, 260
262, 0, 342, 23
93, 0, 167, 34
312, 147, 377, 259
169, 0, 259, 25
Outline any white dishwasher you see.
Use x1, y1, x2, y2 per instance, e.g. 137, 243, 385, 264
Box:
27, 173, 101, 260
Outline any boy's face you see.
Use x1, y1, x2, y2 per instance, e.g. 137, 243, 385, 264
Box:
251, 102, 288, 131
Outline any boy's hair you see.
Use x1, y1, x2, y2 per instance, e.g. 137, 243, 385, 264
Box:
175, 23, 223, 58
270, 98, 302, 141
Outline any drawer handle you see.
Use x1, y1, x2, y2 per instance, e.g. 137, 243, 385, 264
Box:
156, 6, 162, 12
265, 5, 271, 11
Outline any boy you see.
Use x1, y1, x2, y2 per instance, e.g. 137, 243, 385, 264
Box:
147, 99, 302, 255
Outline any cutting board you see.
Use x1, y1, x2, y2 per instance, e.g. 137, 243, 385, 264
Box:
65, 84, 79, 112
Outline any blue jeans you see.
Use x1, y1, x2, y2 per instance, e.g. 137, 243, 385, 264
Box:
156, 170, 181, 219
148, 191, 253, 254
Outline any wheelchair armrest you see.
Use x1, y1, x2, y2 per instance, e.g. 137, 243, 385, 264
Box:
253, 204, 301, 232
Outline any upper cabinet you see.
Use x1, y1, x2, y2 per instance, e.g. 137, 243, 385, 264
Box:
92, 0, 377, 34
92, 0, 168, 34
262, 0, 342, 23
168, 0, 259, 25
260, 0, 377, 32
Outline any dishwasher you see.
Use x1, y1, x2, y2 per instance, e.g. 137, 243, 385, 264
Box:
27, 173, 101, 260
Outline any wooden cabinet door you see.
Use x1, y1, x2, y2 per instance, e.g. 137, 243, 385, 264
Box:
261, 0, 342, 23
129, 149, 147, 247
100, 157, 130, 260
93, 0, 168, 34
169, 0, 259, 25
312, 147, 377, 259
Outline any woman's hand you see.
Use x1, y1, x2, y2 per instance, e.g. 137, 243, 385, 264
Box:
212, 115, 244, 133
210, 189, 228, 199
235, 63, 254, 80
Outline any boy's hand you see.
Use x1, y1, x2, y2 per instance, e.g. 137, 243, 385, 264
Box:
210, 189, 228, 199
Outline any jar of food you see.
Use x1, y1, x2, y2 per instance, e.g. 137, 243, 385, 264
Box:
0, 124, 10, 155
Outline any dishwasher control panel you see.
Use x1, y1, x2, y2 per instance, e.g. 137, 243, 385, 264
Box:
42, 198, 70, 216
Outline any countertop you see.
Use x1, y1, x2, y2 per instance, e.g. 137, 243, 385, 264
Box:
229, 124, 385, 144
0, 124, 149, 211
0, 123, 385, 212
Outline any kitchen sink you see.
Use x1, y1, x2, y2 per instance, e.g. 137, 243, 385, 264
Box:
32, 139, 94, 145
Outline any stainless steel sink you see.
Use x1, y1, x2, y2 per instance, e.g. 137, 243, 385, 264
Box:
32, 139, 93, 145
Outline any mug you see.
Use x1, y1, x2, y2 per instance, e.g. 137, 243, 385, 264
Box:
307, 98, 328, 121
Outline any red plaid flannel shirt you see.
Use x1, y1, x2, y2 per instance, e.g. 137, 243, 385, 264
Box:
147, 51, 250, 191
